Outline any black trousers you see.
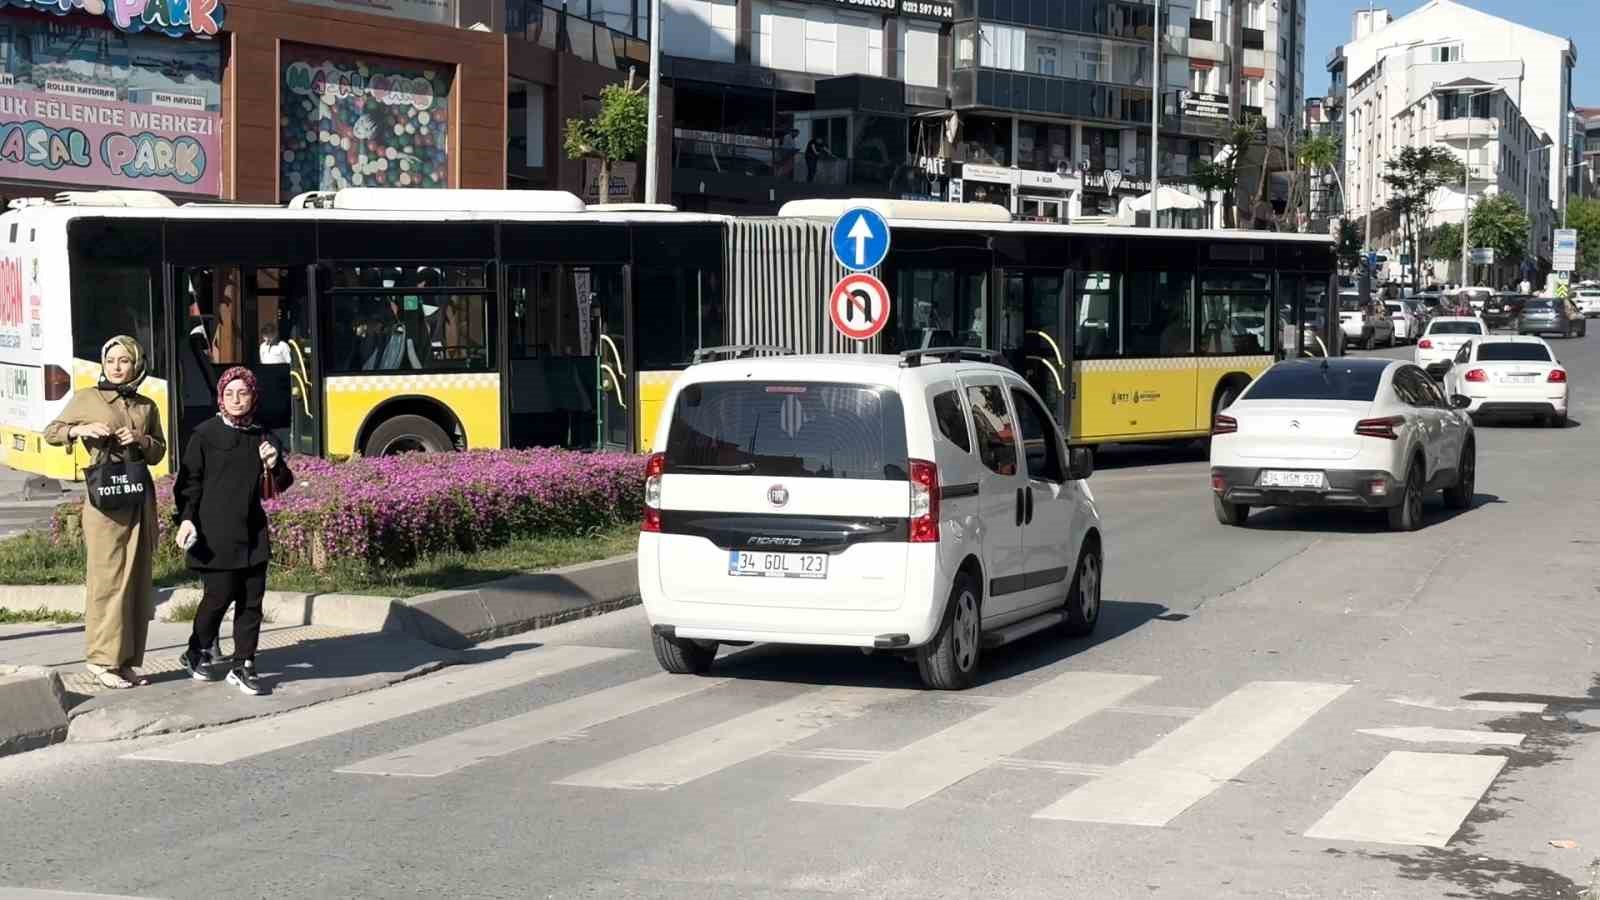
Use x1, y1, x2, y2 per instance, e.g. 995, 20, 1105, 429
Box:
188, 563, 267, 664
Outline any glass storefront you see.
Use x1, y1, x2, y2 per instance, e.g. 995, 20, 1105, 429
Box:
0, 14, 221, 194
279, 44, 454, 200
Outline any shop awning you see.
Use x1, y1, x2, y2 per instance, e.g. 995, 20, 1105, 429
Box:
1121, 186, 1205, 213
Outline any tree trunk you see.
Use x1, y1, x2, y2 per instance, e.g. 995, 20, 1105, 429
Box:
596, 157, 613, 205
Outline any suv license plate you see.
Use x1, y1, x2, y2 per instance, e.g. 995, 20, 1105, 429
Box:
728, 550, 829, 579
1260, 470, 1326, 489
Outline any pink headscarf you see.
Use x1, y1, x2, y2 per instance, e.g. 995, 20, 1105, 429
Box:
216, 366, 259, 429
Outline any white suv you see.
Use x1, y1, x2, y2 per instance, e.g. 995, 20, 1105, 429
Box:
1576, 288, 1600, 318
639, 347, 1103, 690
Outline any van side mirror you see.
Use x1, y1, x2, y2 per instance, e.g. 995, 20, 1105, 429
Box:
1451, 394, 1472, 410
1068, 446, 1094, 481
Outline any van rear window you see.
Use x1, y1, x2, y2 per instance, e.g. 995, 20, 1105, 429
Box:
665, 382, 909, 480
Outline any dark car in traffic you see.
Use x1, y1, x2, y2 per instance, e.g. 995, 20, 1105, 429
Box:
1484, 293, 1527, 330
1519, 298, 1589, 339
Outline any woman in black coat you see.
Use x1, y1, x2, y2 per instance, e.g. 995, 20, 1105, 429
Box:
173, 366, 294, 696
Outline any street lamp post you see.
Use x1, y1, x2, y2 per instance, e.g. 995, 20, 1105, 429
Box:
1456, 87, 1499, 288
1149, 0, 1160, 228
644, 0, 662, 204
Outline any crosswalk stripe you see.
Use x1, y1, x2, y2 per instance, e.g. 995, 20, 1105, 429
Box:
555, 685, 915, 791
1034, 680, 1351, 826
793, 671, 1158, 810
337, 673, 730, 778
1303, 751, 1507, 848
123, 644, 629, 765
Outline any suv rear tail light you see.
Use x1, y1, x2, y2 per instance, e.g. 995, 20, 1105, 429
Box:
1417, 339, 1433, 349
43, 364, 71, 402
1549, 369, 1567, 383
1212, 414, 1237, 436
641, 452, 665, 533
1464, 368, 1487, 383
1354, 416, 1405, 440
908, 458, 939, 543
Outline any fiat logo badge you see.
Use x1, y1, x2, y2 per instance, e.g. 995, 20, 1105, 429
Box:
767, 484, 789, 508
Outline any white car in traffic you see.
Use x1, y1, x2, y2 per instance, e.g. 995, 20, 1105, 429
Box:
1210, 358, 1476, 531
1575, 288, 1600, 318
1415, 316, 1487, 378
639, 346, 1103, 690
1386, 300, 1420, 344
1442, 335, 1570, 427
1339, 292, 1396, 349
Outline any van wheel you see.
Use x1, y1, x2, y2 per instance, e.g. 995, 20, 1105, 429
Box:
651, 630, 717, 675
917, 574, 981, 691
1061, 541, 1102, 638
1213, 495, 1250, 526
365, 415, 452, 456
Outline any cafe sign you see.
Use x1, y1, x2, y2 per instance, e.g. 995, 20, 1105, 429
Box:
0, 0, 226, 36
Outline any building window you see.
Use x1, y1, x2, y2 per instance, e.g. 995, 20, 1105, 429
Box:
280, 45, 453, 201
1431, 44, 1461, 63
1244, 77, 1264, 109
1245, 0, 1265, 29
903, 20, 942, 88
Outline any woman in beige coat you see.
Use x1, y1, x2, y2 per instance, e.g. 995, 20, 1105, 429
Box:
43, 336, 167, 690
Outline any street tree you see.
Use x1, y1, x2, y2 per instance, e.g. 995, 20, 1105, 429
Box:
563, 73, 647, 205
1337, 219, 1363, 273
1297, 133, 1344, 227
1382, 146, 1465, 294
1191, 117, 1262, 229
1466, 194, 1530, 280
1426, 223, 1462, 264
1565, 197, 1600, 278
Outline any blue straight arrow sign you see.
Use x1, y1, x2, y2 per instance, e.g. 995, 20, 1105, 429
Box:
832, 207, 891, 272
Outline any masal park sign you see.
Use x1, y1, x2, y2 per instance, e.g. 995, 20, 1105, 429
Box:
0, 0, 226, 37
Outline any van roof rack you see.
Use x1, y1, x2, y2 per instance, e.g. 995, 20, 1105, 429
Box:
690, 344, 794, 364
899, 347, 1006, 368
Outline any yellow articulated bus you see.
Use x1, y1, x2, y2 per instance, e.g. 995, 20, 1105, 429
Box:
714, 199, 1339, 455
0, 188, 725, 481
0, 190, 1336, 484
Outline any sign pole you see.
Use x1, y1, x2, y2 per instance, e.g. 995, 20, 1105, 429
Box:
1149, 0, 1160, 228
644, 0, 661, 205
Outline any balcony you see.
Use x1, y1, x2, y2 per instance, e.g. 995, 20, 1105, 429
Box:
505, 0, 649, 69
1434, 117, 1498, 142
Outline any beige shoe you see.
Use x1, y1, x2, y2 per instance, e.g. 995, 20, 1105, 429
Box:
86, 663, 132, 690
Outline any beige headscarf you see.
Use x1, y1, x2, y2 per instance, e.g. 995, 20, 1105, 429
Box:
98, 335, 147, 396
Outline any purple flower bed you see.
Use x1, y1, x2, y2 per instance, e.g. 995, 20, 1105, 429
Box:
50, 449, 646, 572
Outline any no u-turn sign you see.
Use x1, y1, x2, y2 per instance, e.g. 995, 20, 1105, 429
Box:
829, 273, 891, 341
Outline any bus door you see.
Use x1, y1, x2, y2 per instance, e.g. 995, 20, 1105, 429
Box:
168, 264, 321, 458
505, 263, 629, 451
997, 269, 1071, 434
591, 265, 632, 452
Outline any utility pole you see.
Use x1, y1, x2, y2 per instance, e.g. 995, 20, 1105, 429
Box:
1150, 0, 1160, 228
644, 0, 662, 204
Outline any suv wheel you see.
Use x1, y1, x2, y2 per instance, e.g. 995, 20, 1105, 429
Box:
1443, 441, 1475, 510
1387, 460, 1425, 532
652, 630, 717, 675
1061, 541, 1102, 638
917, 574, 981, 690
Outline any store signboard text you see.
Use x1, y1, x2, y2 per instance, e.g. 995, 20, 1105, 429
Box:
0, 87, 219, 194
0, 0, 225, 37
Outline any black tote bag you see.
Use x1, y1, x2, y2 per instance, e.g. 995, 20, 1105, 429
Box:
85, 446, 152, 513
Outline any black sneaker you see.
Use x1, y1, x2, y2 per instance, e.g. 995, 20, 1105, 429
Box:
226, 662, 265, 696
179, 650, 222, 682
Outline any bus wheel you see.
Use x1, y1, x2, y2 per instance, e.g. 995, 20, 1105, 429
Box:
365, 415, 452, 456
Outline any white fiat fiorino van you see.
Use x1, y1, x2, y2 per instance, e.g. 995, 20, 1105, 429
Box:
638, 346, 1104, 690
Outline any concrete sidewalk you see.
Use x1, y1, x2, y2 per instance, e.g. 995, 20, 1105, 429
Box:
0, 554, 640, 755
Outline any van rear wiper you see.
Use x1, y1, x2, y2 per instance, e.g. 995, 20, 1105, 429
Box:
672, 463, 757, 474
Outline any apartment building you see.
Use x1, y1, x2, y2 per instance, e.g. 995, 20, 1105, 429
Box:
658, 0, 1305, 218
1329, 0, 1578, 282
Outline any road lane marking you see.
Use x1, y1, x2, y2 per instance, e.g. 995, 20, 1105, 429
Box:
1358, 726, 1524, 747
1034, 680, 1351, 826
1304, 751, 1507, 848
0, 890, 164, 900
123, 645, 629, 765
793, 671, 1158, 809
338, 673, 728, 777
555, 685, 913, 791
1387, 696, 1546, 714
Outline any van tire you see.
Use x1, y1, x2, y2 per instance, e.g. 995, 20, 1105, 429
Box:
1213, 495, 1250, 526
1061, 540, 1102, 638
1388, 460, 1425, 532
652, 630, 717, 675
917, 574, 981, 691
365, 415, 451, 456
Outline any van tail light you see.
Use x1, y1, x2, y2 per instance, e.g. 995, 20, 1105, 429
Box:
43, 364, 71, 401
1417, 339, 1433, 349
908, 458, 939, 544
1464, 369, 1487, 383
1212, 414, 1238, 436
1354, 416, 1405, 440
641, 452, 665, 533
1548, 369, 1567, 383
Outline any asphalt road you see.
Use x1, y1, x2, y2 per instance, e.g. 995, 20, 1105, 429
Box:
4, 333, 1600, 899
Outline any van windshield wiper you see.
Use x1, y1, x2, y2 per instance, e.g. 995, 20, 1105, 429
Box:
672, 462, 757, 474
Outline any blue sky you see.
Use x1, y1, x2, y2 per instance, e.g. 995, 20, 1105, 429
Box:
1305, 0, 1598, 104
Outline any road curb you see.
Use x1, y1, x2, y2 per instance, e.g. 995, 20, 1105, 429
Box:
0, 665, 70, 757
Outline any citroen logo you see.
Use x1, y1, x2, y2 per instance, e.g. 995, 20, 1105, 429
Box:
767, 484, 789, 508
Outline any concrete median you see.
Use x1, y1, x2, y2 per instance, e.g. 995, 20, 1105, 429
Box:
0, 665, 70, 756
